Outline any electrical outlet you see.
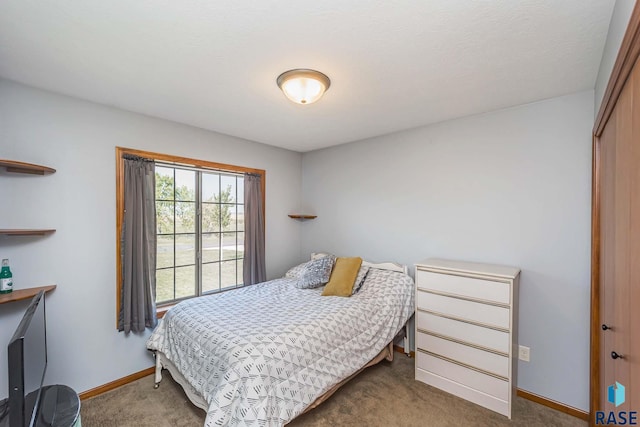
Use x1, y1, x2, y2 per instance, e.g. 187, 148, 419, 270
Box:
519, 345, 530, 362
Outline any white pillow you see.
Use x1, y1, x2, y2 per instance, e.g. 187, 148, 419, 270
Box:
314, 253, 405, 273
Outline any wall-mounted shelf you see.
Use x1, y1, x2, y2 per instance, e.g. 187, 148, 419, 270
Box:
288, 214, 317, 220
0, 164, 57, 306
0, 285, 56, 305
0, 159, 56, 175
0, 229, 56, 236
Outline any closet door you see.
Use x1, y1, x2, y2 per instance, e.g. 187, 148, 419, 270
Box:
596, 52, 640, 416
630, 56, 640, 412
599, 103, 617, 413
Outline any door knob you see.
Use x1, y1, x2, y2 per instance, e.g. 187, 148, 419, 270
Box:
602, 324, 611, 331
611, 351, 624, 360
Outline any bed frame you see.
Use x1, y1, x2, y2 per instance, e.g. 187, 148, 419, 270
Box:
152, 258, 413, 421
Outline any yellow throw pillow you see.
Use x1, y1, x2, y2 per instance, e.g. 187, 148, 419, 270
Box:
322, 257, 363, 297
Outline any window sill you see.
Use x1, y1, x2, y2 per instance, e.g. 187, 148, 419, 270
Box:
155, 286, 245, 319
156, 304, 175, 319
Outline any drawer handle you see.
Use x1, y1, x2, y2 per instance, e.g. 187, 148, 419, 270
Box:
611, 351, 624, 360
602, 324, 611, 331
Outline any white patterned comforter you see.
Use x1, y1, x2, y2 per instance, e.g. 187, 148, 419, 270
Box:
146, 267, 414, 427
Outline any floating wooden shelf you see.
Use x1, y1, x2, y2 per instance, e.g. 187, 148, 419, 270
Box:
0, 163, 57, 306
0, 285, 56, 304
0, 229, 56, 236
0, 159, 56, 175
288, 214, 317, 220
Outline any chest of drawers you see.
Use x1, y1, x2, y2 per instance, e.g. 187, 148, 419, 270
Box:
414, 258, 520, 418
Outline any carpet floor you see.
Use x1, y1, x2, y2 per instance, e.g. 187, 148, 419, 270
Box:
81, 355, 587, 426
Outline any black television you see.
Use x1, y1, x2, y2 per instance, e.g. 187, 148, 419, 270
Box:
7, 290, 47, 427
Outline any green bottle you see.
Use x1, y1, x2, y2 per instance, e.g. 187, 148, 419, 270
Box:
0, 259, 13, 294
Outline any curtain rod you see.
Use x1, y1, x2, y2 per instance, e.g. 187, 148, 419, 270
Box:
154, 160, 244, 177
123, 154, 153, 162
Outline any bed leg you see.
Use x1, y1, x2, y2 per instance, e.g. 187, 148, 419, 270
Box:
384, 342, 394, 362
404, 321, 411, 356
153, 352, 163, 389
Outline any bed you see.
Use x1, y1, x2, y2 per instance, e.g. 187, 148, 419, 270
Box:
146, 258, 414, 426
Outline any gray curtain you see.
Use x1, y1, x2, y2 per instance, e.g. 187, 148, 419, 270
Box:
243, 173, 266, 285
118, 155, 158, 333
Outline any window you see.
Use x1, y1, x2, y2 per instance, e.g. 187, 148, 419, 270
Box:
155, 164, 245, 304
116, 147, 265, 318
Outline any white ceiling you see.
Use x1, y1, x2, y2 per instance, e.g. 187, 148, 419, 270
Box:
0, 1, 615, 152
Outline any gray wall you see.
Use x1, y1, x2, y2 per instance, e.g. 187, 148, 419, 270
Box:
0, 78, 302, 396
301, 90, 593, 411
0, 75, 596, 411
595, 0, 635, 114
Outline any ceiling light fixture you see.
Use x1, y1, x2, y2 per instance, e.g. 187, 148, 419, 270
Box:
276, 69, 331, 105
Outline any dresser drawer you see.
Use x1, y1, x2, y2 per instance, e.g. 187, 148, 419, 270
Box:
416, 310, 510, 354
416, 269, 510, 304
416, 291, 510, 330
416, 351, 509, 401
416, 368, 510, 417
416, 331, 509, 378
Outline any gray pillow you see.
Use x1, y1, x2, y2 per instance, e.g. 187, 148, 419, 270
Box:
351, 265, 370, 295
311, 252, 333, 260
285, 261, 310, 278
295, 255, 336, 289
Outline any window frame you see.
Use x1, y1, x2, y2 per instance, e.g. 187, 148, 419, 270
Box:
115, 147, 265, 326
